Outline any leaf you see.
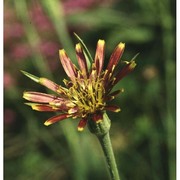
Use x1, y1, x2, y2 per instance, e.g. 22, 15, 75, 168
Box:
21, 70, 40, 83
74, 33, 93, 69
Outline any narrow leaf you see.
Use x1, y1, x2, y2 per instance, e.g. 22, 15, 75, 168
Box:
74, 33, 93, 69
21, 70, 40, 83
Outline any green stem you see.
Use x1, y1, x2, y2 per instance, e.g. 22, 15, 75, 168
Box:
88, 113, 120, 180
158, 1, 175, 180
98, 132, 120, 180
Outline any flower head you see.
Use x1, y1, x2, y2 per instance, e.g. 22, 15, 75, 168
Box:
22, 38, 136, 131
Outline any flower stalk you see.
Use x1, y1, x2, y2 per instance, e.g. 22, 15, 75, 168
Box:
98, 132, 120, 180
88, 113, 120, 180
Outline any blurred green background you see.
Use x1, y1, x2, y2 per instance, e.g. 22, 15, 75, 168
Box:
4, 0, 175, 180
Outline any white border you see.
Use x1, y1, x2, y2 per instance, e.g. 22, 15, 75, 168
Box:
176, 0, 178, 179
2, 0, 4, 179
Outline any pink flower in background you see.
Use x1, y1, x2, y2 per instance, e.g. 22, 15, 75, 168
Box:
4, 72, 15, 89
10, 44, 31, 60
4, 109, 16, 125
39, 41, 59, 58
4, 4, 24, 42
63, 0, 114, 14
30, 3, 54, 32
4, 23, 24, 42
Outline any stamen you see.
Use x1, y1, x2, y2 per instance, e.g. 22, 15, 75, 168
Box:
64, 76, 105, 116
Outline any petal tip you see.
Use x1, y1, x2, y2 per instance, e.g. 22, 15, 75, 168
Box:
44, 121, 51, 126
24, 103, 36, 109
115, 108, 121, 112
119, 42, 125, 49
78, 127, 84, 132
59, 49, 66, 56
98, 39, 105, 45
23, 92, 29, 100
130, 61, 137, 69
75, 43, 81, 50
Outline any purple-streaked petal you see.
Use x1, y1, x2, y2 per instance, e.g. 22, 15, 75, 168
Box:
94, 40, 105, 75
44, 114, 71, 126
104, 105, 121, 112
104, 43, 125, 81
39, 78, 68, 95
75, 43, 88, 78
59, 49, 78, 81
105, 89, 124, 101
49, 99, 75, 111
25, 103, 59, 111
106, 42, 125, 71
113, 60, 136, 85
23, 91, 59, 103
77, 118, 88, 131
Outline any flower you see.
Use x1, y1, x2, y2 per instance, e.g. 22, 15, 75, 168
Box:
63, 0, 114, 14
22, 39, 136, 131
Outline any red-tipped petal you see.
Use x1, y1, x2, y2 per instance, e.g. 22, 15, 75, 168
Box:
113, 60, 136, 85
75, 43, 88, 78
92, 112, 103, 123
44, 114, 71, 126
59, 49, 78, 81
105, 89, 124, 101
77, 118, 88, 131
23, 91, 59, 103
104, 105, 121, 112
104, 43, 125, 81
94, 40, 105, 75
